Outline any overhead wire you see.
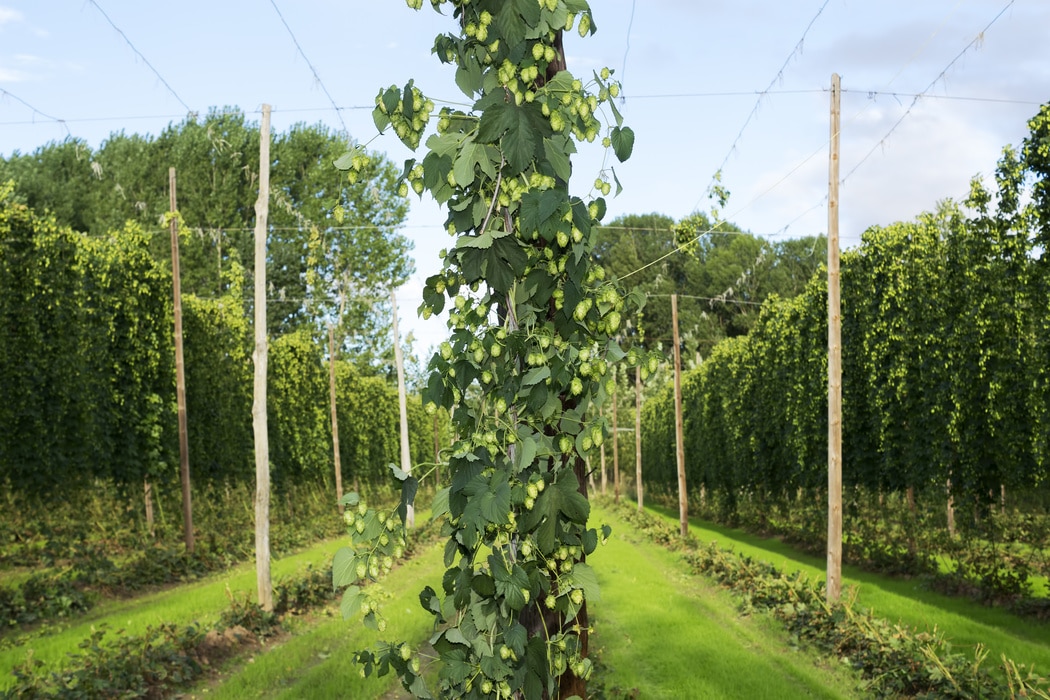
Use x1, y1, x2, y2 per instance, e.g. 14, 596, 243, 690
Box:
691, 0, 832, 213
0, 87, 70, 138
627, 0, 1018, 281
267, 0, 349, 134
85, 0, 193, 114
840, 0, 1017, 186
0, 91, 1035, 130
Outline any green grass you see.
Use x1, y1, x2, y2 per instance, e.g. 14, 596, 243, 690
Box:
195, 542, 446, 699
0, 537, 342, 688
645, 502, 1050, 674
589, 503, 862, 699
197, 504, 863, 699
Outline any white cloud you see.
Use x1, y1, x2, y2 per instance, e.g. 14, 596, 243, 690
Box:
0, 67, 28, 83
0, 6, 22, 27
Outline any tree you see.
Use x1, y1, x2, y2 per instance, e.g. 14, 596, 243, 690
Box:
0, 110, 413, 341
332, 2, 656, 698
592, 212, 825, 363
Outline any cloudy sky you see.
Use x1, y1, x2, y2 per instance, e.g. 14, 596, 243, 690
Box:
1, 0, 1047, 351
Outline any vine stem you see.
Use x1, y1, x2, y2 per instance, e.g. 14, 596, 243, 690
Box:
477, 155, 506, 237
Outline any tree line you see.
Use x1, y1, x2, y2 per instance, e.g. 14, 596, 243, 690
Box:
641, 103, 1050, 522
0, 110, 436, 505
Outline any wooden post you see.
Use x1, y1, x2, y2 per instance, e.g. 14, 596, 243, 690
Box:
635, 364, 643, 512
143, 478, 155, 538
253, 104, 273, 612
433, 412, 441, 484
826, 74, 843, 604
612, 373, 620, 504
599, 406, 607, 495
391, 289, 414, 528
169, 167, 194, 554
672, 293, 688, 537
329, 325, 344, 510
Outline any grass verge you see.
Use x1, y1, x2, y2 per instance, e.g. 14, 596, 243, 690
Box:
0, 537, 341, 689
589, 502, 862, 699
190, 540, 446, 699
644, 502, 1050, 674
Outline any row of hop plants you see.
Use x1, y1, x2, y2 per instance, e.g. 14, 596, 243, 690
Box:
2, 514, 441, 699
610, 500, 1050, 699
641, 479, 1050, 617
0, 481, 361, 636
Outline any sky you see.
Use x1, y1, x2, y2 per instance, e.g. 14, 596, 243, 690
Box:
1, 0, 1047, 353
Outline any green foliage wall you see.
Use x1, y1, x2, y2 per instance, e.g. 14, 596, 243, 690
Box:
0, 186, 174, 494
0, 188, 439, 502
641, 199, 1050, 514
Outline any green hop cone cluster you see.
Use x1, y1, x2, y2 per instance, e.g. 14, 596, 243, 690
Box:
333, 147, 372, 185
332, 492, 408, 633
373, 81, 435, 150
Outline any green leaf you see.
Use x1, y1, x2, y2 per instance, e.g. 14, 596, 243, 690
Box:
382, 87, 400, 117
608, 95, 624, 128
426, 131, 469, 157
520, 471, 590, 553
505, 622, 527, 655
569, 562, 600, 601
455, 59, 484, 97
333, 151, 356, 170
456, 229, 495, 250
543, 138, 572, 182
605, 339, 626, 363
611, 167, 623, 196
338, 492, 360, 507
516, 434, 538, 471
398, 475, 419, 526
477, 100, 549, 173
339, 585, 362, 619
420, 586, 444, 618
402, 81, 416, 122
610, 126, 635, 162
522, 366, 551, 386
372, 106, 391, 133
332, 548, 358, 587
431, 486, 450, 521
453, 142, 486, 188
582, 527, 598, 555
520, 189, 568, 241
490, 555, 530, 610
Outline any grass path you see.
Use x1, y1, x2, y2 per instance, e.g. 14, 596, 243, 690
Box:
589, 503, 861, 699
193, 542, 447, 699
0, 537, 342, 687
199, 504, 863, 699
645, 503, 1050, 674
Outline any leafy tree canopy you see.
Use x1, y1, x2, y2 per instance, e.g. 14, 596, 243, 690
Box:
0, 108, 413, 348
593, 211, 826, 362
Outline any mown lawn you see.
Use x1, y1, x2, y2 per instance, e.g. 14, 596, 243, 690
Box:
197, 503, 863, 699
0, 537, 342, 688
645, 502, 1050, 674
588, 503, 862, 699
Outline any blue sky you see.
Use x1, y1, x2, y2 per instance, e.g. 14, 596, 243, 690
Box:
1, 0, 1047, 352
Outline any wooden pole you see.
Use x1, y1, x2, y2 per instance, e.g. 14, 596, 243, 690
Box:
253, 104, 273, 612
143, 479, 155, 538
599, 406, 607, 495
612, 374, 620, 504
635, 364, 643, 512
169, 167, 194, 553
329, 325, 344, 510
391, 289, 414, 528
672, 293, 688, 537
826, 74, 843, 604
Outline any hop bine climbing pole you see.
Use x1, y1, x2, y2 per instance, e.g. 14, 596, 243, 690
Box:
331, 2, 663, 698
